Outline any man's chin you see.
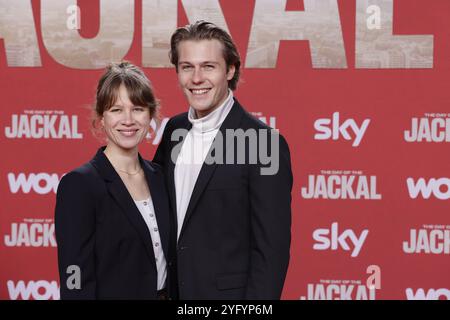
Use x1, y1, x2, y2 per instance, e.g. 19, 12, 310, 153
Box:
191, 105, 213, 115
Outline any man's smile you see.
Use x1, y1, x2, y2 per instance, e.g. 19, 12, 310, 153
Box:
189, 88, 212, 95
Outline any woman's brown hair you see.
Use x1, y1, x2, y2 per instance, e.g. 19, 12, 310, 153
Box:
92, 61, 159, 130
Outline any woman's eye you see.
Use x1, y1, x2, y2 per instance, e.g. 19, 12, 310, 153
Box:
110, 108, 120, 112
134, 107, 144, 112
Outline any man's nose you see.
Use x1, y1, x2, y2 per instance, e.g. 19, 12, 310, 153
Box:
191, 67, 204, 84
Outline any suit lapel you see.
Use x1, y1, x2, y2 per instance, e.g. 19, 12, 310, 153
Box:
178, 100, 245, 241
167, 117, 192, 237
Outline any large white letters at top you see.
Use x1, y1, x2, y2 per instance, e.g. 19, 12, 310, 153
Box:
41, 0, 134, 69
356, 0, 433, 68
0, 0, 42, 66
246, 0, 347, 68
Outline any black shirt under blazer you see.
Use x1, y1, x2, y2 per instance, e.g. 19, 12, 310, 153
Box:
55, 147, 171, 299
154, 99, 293, 299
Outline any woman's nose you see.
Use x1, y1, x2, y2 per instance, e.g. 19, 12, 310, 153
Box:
121, 110, 134, 124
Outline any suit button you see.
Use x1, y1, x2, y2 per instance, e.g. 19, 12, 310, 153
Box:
168, 262, 173, 267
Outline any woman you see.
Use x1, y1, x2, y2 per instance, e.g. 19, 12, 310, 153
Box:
55, 62, 171, 299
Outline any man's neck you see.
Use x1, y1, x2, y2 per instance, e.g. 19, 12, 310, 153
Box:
194, 90, 232, 119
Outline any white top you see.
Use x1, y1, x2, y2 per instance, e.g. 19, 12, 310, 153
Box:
134, 197, 167, 291
174, 90, 235, 239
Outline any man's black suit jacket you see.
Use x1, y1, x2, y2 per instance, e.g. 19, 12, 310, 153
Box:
154, 99, 293, 299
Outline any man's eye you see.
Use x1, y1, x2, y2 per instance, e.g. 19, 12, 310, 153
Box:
182, 65, 193, 71
204, 65, 214, 70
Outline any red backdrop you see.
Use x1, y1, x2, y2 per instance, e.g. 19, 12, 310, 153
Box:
1, 0, 449, 300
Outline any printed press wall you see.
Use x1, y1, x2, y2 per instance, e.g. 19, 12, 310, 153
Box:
0, 0, 449, 300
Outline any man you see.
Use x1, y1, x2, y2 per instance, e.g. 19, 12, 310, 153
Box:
154, 21, 293, 299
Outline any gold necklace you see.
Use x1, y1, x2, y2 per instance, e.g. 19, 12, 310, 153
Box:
114, 165, 142, 176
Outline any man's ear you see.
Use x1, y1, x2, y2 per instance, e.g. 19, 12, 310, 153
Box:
227, 65, 236, 81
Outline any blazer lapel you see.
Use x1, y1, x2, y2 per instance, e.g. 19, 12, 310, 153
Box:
91, 147, 157, 265
167, 117, 192, 237
178, 100, 245, 241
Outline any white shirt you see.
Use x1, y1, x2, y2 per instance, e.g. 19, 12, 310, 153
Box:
174, 90, 234, 239
134, 197, 167, 290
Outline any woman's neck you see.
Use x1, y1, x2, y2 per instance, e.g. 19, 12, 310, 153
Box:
103, 144, 140, 173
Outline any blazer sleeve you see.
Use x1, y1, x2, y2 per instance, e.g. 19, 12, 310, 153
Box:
55, 171, 96, 299
245, 132, 293, 299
